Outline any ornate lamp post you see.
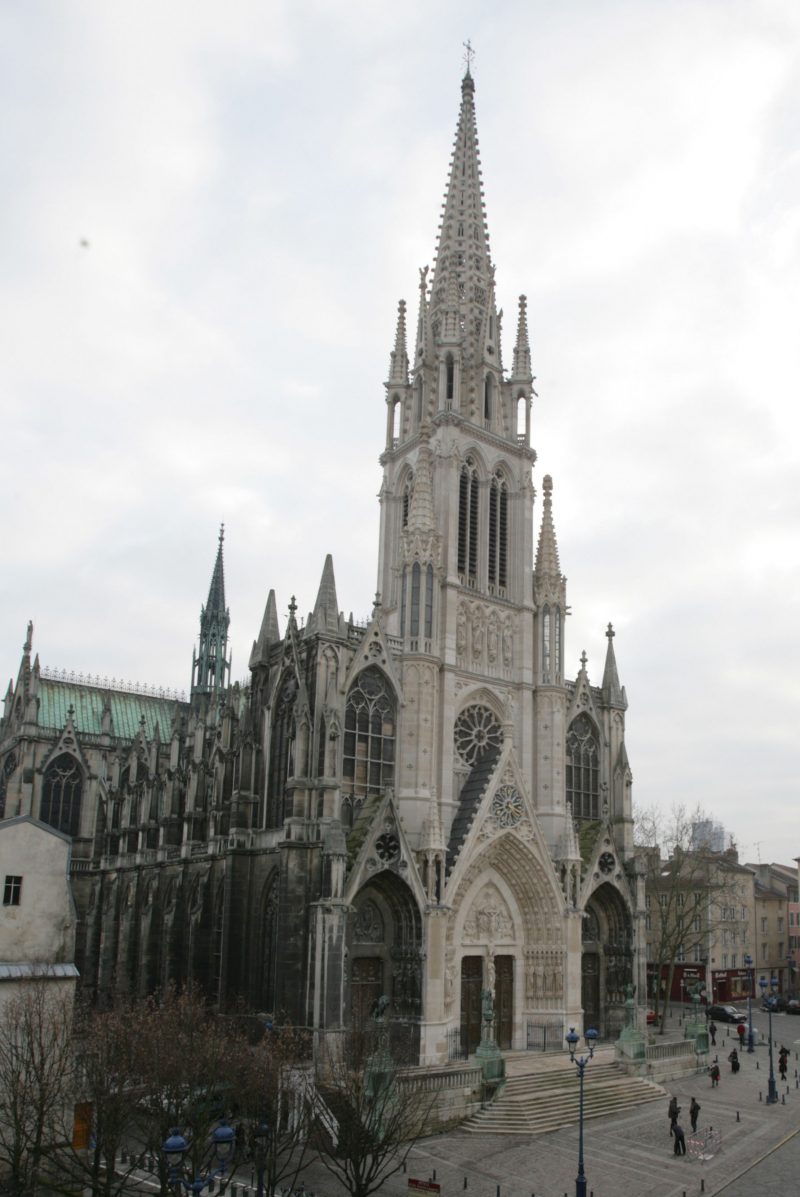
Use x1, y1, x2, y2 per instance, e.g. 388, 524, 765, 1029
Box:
758, 975, 779, 1104
162, 1121, 236, 1196
744, 953, 754, 1053
252, 1121, 269, 1197
566, 1025, 598, 1197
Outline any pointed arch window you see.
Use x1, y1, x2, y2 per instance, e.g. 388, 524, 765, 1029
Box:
0, 753, 16, 819
566, 714, 599, 820
415, 376, 424, 423
41, 753, 83, 836
402, 471, 414, 528
553, 606, 562, 678
267, 673, 298, 825
458, 458, 479, 582
542, 604, 551, 680
445, 354, 455, 403
410, 562, 421, 637
488, 471, 508, 590
425, 564, 434, 638
484, 374, 493, 425
343, 667, 395, 811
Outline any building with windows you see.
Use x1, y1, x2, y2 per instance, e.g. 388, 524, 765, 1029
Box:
746, 862, 798, 994
0, 69, 641, 1061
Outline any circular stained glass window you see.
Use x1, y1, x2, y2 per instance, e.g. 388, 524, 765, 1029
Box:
491, 784, 524, 828
454, 705, 503, 766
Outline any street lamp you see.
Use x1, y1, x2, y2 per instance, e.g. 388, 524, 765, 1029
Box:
566, 1025, 599, 1197
744, 954, 754, 1053
252, 1120, 270, 1197
758, 975, 779, 1104
162, 1121, 237, 1195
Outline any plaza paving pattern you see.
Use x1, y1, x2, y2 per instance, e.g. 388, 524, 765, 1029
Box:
302, 1008, 800, 1197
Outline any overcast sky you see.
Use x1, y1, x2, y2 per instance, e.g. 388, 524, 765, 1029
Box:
1, 1, 798, 866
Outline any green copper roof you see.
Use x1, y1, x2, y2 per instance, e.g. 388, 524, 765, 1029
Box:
37, 680, 185, 741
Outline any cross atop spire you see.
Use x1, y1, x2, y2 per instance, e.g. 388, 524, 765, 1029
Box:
462, 39, 475, 75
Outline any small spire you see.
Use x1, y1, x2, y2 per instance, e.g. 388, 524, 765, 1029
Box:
249, 589, 280, 669
192, 526, 231, 697
311, 555, 340, 635
372, 591, 382, 618
602, 622, 627, 709
511, 294, 532, 380
23, 621, 33, 654
388, 299, 409, 385
405, 435, 436, 533
534, 476, 562, 579
206, 523, 227, 616
579, 650, 588, 670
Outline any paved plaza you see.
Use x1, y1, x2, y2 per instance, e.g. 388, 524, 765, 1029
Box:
299, 1006, 800, 1197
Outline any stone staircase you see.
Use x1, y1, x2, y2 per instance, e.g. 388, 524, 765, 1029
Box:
462, 1048, 665, 1135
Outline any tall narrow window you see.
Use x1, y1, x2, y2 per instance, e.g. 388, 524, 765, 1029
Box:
484, 374, 493, 424
342, 668, 396, 805
41, 753, 83, 836
400, 567, 407, 638
566, 715, 599, 820
415, 376, 424, 423
402, 472, 414, 527
267, 673, 298, 825
410, 562, 421, 636
458, 458, 479, 582
553, 607, 562, 677
3, 876, 21, 906
488, 472, 508, 589
542, 605, 551, 678
391, 397, 401, 444
445, 354, 455, 403
425, 564, 434, 638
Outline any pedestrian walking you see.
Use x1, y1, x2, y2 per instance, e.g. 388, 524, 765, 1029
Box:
668, 1095, 680, 1136
672, 1122, 687, 1155
779, 1047, 789, 1081
689, 1097, 700, 1132
709, 1063, 720, 1087
709, 1020, 717, 1046
728, 1048, 740, 1074
737, 1022, 746, 1048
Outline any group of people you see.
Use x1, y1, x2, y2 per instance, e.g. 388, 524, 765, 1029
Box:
667, 1095, 701, 1156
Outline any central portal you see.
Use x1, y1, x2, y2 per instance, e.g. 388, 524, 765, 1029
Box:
460, 956, 483, 1054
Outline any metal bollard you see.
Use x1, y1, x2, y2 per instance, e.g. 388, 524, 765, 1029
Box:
496, 1187, 499, 1197
782, 1095, 786, 1104
759, 1091, 763, 1101
736, 1111, 740, 1121
433, 1172, 436, 1182
701, 1180, 705, 1193
756, 1060, 759, 1069
463, 1179, 467, 1190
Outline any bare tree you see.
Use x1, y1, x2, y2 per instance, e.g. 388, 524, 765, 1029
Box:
0, 981, 75, 1196
636, 803, 746, 1031
312, 1026, 434, 1197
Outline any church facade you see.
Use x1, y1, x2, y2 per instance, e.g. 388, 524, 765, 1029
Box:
0, 70, 643, 1064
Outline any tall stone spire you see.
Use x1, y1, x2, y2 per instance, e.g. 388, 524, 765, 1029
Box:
388, 299, 409, 385
534, 476, 562, 582
602, 622, 627, 709
192, 525, 231, 697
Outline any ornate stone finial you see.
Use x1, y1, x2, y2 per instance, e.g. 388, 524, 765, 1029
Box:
66, 703, 75, 720
24, 621, 33, 653
463, 38, 475, 75
372, 591, 382, 617
218, 522, 225, 546
580, 650, 588, 669
606, 622, 614, 640
288, 595, 297, 619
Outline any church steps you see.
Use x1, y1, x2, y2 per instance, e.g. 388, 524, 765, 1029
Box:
461, 1059, 664, 1135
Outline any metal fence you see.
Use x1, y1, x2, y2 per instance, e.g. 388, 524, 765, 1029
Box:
447, 1025, 469, 1061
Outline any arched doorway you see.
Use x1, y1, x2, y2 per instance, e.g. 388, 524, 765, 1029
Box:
349, 871, 423, 1062
582, 882, 634, 1038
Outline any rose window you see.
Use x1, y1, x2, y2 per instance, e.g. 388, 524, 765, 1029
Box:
454, 705, 503, 766
491, 784, 524, 828
375, 833, 400, 862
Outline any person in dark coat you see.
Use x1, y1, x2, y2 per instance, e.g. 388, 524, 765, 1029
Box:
708, 1020, 717, 1046
689, 1097, 700, 1132
672, 1122, 687, 1155
709, 1063, 720, 1087
728, 1048, 740, 1073
668, 1095, 680, 1135
779, 1047, 789, 1080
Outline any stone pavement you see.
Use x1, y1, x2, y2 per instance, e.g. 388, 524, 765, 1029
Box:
298, 1006, 800, 1197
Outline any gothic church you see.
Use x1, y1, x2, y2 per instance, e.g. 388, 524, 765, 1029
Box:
0, 69, 642, 1063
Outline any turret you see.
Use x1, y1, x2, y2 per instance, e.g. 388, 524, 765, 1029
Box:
191, 525, 231, 698
534, 476, 566, 686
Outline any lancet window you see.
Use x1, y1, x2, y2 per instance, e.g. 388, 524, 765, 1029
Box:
488, 471, 508, 591
566, 714, 599, 820
402, 471, 414, 528
458, 458, 479, 582
267, 672, 298, 825
542, 605, 562, 681
342, 667, 395, 811
41, 753, 83, 837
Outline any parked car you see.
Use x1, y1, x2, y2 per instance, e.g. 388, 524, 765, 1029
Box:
646, 1009, 658, 1025
786, 999, 800, 1014
762, 995, 788, 1012
706, 1004, 744, 1023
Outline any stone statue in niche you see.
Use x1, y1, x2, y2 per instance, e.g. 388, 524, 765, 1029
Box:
502, 619, 513, 665
471, 609, 484, 660
456, 606, 467, 655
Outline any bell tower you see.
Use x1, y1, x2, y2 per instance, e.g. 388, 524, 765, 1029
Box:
376, 67, 540, 842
